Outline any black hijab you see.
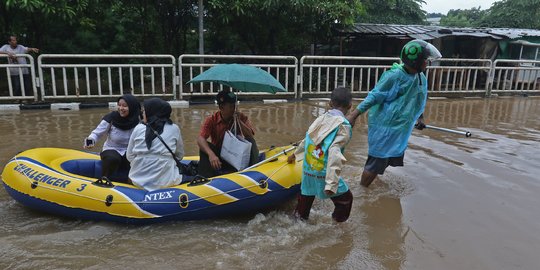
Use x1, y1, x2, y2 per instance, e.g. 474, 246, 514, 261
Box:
102, 94, 141, 130
143, 98, 172, 149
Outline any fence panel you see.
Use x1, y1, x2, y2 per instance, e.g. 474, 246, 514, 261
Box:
299, 56, 398, 98
37, 54, 176, 100
300, 57, 492, 97
489, 59, 540, 95
0, 54, 38, 101
3, 54, 540, 103
426, 58, 492, 94
178, 54, 298, 98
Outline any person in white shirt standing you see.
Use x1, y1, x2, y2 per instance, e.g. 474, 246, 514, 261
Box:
127, 98, 184, 191
0, 35, 39, 98
84, 94, 141, 183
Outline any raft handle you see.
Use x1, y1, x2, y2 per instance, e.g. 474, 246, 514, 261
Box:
31, 181, 38, 189
105, 195, 113, 206
187, 175, 211, 187
92, 176, 115, 188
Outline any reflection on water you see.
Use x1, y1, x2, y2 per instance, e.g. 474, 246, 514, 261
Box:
1, 97, 540, 269
362, 193, 405, 270
360, 179, 405, 269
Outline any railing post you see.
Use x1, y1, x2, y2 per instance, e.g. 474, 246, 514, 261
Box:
178, 55, 184, 100
486, 60, 495, 97
299, 56, 305, 98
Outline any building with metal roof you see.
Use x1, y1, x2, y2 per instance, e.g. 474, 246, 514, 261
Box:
333, 23, 540, 61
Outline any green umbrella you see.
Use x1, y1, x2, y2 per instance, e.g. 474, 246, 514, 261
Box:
187, 64, 286, 93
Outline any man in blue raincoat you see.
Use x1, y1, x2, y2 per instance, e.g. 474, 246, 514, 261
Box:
347, 39, 442, 187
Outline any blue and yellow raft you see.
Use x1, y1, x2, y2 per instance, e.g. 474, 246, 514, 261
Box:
1, 146, 301, 224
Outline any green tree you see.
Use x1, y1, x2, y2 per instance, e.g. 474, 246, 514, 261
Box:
427, 12, 443, 18
1, 0, 90, 47
439, 7, 485, 27
358, 0, 426, 25
1, 0, 199, 55
477, 0, 540, 29
204, 0, 363, 55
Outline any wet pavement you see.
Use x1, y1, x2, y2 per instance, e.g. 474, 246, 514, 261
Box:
0, 97, 539, 269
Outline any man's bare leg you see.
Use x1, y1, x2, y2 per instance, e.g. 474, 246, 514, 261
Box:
360, 170, 378, 187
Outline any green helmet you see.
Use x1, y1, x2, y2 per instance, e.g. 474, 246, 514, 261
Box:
400, 39, 442, 73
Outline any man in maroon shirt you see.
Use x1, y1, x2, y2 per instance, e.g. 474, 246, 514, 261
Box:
197, 90, 259, 177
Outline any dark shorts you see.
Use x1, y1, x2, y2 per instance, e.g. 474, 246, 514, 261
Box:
364, 154, 404, 175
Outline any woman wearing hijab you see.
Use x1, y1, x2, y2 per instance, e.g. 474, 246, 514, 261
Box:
84, 94, 140, 183
127, 98, 184, 191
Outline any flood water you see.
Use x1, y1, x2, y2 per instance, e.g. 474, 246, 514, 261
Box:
1, 97, 539, 269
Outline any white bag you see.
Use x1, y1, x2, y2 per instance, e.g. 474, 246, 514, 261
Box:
220, 116, 252, 171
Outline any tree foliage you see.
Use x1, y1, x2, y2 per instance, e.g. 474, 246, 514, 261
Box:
427, 13, 443, 18
477, 0, 540, 29
358, 0, 426, 25
205, 0, 363, 55
439, 0, 540, 29
5, 0, 540, 58
5, 0, 89, 20
1, 0, 200, 55
439, 7, 486, 27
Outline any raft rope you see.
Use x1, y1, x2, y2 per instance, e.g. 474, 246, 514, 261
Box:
13, 154, 292, 206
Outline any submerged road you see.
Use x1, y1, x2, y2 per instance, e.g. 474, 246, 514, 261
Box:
0, 97, 539, 269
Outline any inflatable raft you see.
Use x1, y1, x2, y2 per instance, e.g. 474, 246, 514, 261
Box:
1, 146, 301, 224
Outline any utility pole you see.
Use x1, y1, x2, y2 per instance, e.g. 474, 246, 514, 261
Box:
198, 0, 204, 55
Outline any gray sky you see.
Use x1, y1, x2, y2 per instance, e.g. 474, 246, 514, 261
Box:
423, 0, 499, 14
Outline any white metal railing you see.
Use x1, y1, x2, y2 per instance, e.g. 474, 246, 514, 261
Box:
489, 59, 540, 94
37, 54, 176, 100
178, 54, 298, 98
299, 56, 399, 97
0, 54, 38, 101
2, 54, 539, 103
426, 58, 492, 93
300, 56, 493, 97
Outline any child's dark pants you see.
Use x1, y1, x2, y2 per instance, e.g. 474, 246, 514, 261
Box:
294, 190, 353, 222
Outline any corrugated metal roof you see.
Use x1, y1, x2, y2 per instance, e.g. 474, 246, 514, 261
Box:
343, 23, 540, 40
451, 32, 503, 39
489, 28, 540, 39
409, 33, 439, 40
349, 23, 437, 36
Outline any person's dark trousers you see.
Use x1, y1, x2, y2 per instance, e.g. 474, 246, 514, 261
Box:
198, 137, 260, 178
100, 150, 130, 183
330, 190, 353, 222
10, 74, 32, 97
198, 142, 235, 178
294, 190, 353, 222
294, 194, 316, 220
246, 137, 260, 166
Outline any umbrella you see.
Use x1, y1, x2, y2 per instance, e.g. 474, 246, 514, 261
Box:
187, 64, 286, 93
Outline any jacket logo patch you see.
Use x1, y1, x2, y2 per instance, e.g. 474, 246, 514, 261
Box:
306, 144, 325, 171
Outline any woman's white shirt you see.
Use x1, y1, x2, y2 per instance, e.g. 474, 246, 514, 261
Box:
127, 123, 184, 191
88, 120, 134, 155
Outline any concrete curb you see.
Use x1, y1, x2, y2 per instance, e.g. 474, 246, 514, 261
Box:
108, 102, 117, 110
263, 99, 287, 104
109, 100, 190, 109
0, 104, 21, 111
51, 103, 81, 111
169, 100, 189, 108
